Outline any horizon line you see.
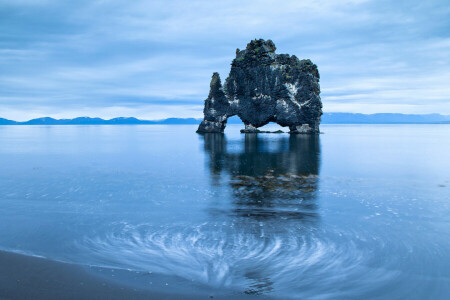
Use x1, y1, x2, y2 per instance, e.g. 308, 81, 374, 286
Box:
1, 112, 450, 123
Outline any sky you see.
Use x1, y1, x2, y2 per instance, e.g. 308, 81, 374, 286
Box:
0, 0, 449, 121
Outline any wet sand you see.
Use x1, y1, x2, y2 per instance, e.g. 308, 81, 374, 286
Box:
0, 250, 269, 300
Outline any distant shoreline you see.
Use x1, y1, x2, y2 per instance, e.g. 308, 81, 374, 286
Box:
1, 113, 450, 125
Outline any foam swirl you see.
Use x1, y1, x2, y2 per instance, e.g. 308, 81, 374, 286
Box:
77, 221, 397, 297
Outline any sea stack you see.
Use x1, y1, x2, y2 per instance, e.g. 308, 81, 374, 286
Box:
197, 39, 322, 134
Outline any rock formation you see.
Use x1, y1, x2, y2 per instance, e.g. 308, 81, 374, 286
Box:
197, 39, 322, 134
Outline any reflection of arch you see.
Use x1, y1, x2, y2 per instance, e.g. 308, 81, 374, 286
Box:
200, 133, 322, 294
201, 133, 321, 221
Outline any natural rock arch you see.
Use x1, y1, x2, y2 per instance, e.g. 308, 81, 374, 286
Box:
197, 39, 322, 134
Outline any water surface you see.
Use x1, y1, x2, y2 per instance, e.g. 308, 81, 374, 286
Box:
0, 124, 449, 299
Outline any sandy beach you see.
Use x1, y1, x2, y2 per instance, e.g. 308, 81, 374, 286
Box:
0, 250, 268, 300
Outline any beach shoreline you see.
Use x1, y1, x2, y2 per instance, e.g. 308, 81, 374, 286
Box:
0, 250, 267, 300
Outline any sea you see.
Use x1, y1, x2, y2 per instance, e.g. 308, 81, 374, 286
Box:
0, 124, 449, 299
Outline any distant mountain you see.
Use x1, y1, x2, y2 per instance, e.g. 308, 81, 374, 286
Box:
23, 117, 61, 125
226, 114, 450, 124
0, 113, 449, 125
0, 118, 17, 125
0, 117, 200, 125
102, 117, 152, 124
157, 118, 201, 124
321, 113, 450, 124
65, 117, 109, 124
20, 117, 155, 125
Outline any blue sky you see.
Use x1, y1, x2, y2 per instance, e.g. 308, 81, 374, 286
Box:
0, 0, 449, 120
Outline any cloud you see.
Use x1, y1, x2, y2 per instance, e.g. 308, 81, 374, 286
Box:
0, 0, 449, 119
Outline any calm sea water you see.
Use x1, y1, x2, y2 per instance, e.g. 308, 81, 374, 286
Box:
0, 124, 449, 299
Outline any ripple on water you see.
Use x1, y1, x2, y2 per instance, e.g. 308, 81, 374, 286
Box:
76, 221, 401, 298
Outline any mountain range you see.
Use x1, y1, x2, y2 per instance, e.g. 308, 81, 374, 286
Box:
1, 113, 449, 125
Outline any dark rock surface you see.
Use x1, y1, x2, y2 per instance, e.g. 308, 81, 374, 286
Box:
197, 39, 322, 134
196, 73, 230, 133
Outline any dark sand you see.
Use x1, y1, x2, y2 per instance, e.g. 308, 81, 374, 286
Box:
0, 250, 270, 300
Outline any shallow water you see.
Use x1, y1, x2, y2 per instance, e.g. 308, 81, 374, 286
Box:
0, 124, 449, 299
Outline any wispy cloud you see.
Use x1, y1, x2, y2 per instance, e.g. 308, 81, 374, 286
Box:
0, 0, 449, 120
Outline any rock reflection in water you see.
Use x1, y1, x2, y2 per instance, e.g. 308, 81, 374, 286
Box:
202, 133, 320, 221
201, 133, 321, 294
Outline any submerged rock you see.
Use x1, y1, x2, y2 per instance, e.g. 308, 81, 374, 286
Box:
197, 39, 322, 134
239, 128, 284, 134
